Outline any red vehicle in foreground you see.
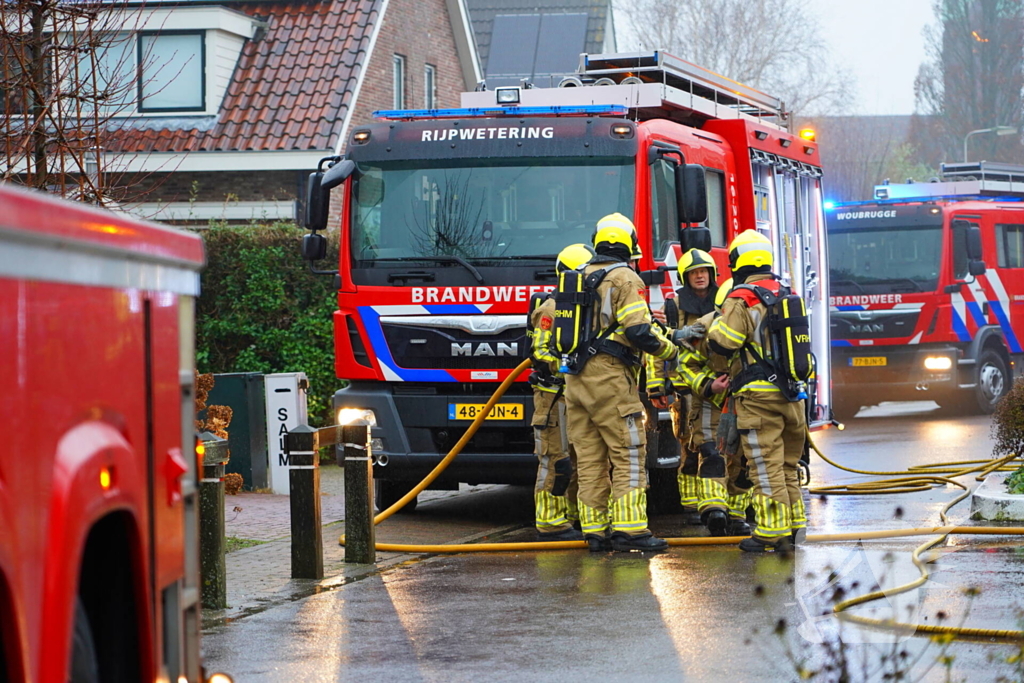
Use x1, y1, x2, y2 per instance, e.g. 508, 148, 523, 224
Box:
828, 161, 1024, 416
301, 51, 832, 511
0, 185, 205, 681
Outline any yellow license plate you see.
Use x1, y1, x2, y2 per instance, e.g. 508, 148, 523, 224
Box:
448, 403, 523, 420
850, 357, 887, 367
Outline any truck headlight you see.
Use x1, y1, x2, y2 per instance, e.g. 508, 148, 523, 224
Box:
338, 408, 377, 426
924, 356, 952, 371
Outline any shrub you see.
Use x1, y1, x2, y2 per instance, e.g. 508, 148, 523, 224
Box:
195, 223, 341, 426
991, 377, 1024, 493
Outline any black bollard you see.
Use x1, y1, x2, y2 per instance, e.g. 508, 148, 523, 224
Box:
287, 424, 323, 579
342, 420, 375, 564
198, 431, 229, 609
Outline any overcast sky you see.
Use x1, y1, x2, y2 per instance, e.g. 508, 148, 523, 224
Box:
812, 0, 935, 115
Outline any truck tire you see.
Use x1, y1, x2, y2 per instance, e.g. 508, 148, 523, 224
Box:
374, 479, 418, 514
973, 349, 1009, 414
647, 466, 681, 515
68, 598, 99, 683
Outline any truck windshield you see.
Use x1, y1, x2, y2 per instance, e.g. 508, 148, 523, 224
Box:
350, 157, 635, 264
829, 226, 943, 294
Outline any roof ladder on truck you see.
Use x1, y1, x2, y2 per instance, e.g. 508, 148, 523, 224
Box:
874, 160, 1024, 201
462, 50, 789, 129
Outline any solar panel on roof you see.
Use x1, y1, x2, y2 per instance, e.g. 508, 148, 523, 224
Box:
533, 13, 587, 79
486, 13, 541, 86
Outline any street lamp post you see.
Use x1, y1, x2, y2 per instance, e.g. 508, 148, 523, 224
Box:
963, 126, 1017, 162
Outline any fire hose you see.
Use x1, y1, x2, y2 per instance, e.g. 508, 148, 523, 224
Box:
339, 357, 1024, 641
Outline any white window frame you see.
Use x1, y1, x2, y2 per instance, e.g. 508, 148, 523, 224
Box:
138, 30, 206, 113
424, 63, 436, 109
392, 54, 405, 110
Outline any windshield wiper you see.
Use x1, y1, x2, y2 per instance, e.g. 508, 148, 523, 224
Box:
371, 256, 484, 283
876, 278, 923, 293
831, 279, 866, 294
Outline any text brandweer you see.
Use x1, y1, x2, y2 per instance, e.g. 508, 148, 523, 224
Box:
421, 127, 555, 142
412, 286, 553, 303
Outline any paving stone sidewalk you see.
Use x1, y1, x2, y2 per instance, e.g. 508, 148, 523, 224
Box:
207, 466, 530, 627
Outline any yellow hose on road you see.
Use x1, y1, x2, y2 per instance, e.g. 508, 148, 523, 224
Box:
337, 358, 1024, 641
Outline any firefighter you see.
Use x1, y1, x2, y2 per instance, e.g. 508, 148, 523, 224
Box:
564, 213, 684, 552
706, 230, 807, 552
530, 243, 595, 541
676, 278, 752, 537
648, 249, 719, 522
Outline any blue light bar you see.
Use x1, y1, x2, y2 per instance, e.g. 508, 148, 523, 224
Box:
373, 105, 629, 120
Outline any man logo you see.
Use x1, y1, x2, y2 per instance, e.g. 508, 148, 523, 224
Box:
849, 323, 884, 334
451, 342, 519, 357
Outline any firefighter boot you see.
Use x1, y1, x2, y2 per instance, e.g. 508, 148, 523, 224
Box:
704, 509, 728, 537
739, 536, 793, 554
586, 533, 612, 552
728, 517, 751, 536
610, 532, 668, 552
538, 528, 585, 542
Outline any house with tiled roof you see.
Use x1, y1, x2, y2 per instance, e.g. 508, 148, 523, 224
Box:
465, 0, 614, 88
106, 0, 481, 223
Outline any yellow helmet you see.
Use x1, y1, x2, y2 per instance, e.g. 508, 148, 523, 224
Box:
593, 212, 636, 253
714, 277, 733, 309
728, 229, 773, 271
677, 248, 717, 281
556, 243, 595, 272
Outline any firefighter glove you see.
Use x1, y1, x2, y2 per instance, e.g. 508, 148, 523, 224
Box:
717, 407, 739, 457
672, 322, 707, 345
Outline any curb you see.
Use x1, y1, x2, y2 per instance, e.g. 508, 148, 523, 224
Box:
970, 474, 1024, 521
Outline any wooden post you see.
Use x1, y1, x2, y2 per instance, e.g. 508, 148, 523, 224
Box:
198, 432, 228, 609
342, 421, 375, 564
287, 424, 323, 579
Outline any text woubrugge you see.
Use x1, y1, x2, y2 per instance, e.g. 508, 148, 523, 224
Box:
421, 126, 555, 142
412, 286, 554, 303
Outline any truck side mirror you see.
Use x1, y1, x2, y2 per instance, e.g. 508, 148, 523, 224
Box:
302, 233, 328, 262
679, 226, 712, 253
304, 171, 327, 232
676, 163, 708, 224
640, 268, 668, 286
966, 225, 983, 261
969, 259, 986, 277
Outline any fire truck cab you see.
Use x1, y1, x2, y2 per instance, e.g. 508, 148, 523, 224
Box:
828, 161, 1024, 416
0, 185, 205, 682
303, 51, 832, 511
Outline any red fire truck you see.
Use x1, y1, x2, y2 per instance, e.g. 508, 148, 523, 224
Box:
828, 161, 1024, 416
0, 185, 205, 681
302, 51, 832, 510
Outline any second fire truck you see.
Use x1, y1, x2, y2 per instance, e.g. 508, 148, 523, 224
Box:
829, 161, 1024, 416
302, 51, 832, 510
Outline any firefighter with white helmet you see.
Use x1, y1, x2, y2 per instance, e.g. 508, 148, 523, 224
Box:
706, 229, 808, 552
529, 243, 594, 540
563, 213, 683, 552
647, 248, 720, 524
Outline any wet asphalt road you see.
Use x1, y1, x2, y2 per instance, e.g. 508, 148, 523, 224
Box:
203, 402, 1024, 682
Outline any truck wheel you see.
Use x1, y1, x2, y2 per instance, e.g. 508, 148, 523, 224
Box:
647, 467, 681, 515
973, 349, 1009, 414
68, 598, 99, 683
374, 479, 418, 514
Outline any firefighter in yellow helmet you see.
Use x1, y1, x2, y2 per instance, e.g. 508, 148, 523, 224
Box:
564, 213, 684, 552
647, 248, 719, 524
529, 243, 594, 541
706, 230, 807, 552
675, 278, 753, 536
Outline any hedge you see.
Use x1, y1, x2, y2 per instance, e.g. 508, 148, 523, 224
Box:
195, 223, 341, 426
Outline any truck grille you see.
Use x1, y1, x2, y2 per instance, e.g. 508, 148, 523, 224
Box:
830, 309, 920, 339
381, 321, 528, 370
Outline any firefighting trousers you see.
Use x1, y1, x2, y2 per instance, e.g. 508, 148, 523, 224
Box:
670, 395, 699, 508
735, 394, 807, 543
533, 389, 578, 532
687, 396, 752, 518
566, 353, 649, 538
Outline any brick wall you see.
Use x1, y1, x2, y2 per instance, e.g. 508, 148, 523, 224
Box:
346, 0, 466, 134
127, 170, 304, 204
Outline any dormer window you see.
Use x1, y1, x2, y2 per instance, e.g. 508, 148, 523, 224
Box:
138, 31, 205, 112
